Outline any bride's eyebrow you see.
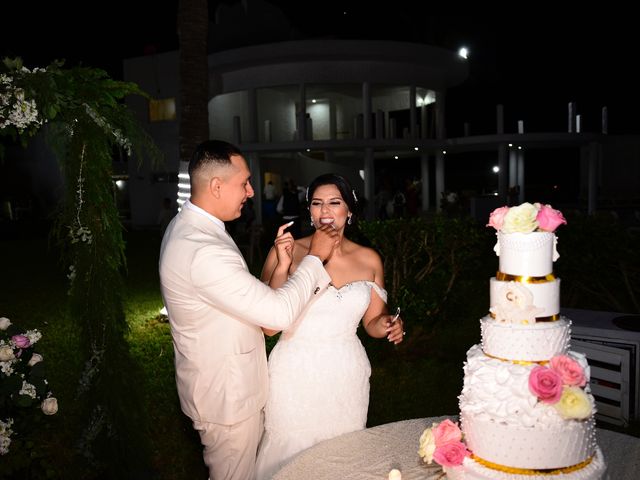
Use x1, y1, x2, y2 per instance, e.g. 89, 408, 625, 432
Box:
311, 197, 342, 202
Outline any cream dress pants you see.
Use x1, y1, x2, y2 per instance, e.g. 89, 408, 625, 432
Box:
194, 410, 264, 480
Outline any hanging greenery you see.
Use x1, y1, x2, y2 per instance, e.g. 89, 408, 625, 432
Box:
1, 57, 161, 478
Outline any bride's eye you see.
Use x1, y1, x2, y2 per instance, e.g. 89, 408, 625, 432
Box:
310, 201, 322, 207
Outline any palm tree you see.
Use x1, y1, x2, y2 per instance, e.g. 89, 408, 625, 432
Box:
178, 0, 209, 163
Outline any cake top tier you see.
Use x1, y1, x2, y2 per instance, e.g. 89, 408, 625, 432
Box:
487, 202, 566, 235
488, 203, 567, 277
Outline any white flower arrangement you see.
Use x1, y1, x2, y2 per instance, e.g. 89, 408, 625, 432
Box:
0, 68, 45, 133
0, 316, 58, 456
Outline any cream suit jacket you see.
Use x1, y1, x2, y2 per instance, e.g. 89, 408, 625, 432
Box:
159, 208, 330, 425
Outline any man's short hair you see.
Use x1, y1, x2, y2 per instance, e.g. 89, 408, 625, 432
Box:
188, 140, 244, 189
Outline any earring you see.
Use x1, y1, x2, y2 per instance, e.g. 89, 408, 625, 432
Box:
347, 214, 352, 225
310, 218, 315, 227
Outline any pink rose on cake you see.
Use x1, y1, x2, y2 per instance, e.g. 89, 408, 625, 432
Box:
418, 419, 469, 467
487, 202, 567, 233
486, 206, 509, 230
550, 355, 586, 387
433, 418, 462, 444
433, 441, 470, 467
528, 365, 563, 403
535, 203, 567, 232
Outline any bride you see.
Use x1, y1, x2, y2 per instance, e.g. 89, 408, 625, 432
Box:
255, 173, 405, 479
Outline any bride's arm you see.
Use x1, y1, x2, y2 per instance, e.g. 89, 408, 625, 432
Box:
361, 251, 404, 344
259, 225, 295, 336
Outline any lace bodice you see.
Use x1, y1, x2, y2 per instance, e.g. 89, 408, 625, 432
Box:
279, 280, 388, 342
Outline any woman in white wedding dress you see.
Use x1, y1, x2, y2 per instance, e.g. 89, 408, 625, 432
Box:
255, 174, 405, 479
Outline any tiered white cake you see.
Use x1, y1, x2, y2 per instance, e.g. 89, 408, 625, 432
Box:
447, 207, 607, 480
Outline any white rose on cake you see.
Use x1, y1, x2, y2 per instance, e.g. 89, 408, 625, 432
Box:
501, 202, 539, 233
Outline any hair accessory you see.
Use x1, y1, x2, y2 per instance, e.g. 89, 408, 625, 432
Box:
305, 187, 309, 203
352, 190, 358, 203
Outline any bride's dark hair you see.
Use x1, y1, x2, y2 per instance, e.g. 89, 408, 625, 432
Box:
306, 174, 359, 222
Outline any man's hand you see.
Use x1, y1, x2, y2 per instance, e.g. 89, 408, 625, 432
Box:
308, 224, 339, 264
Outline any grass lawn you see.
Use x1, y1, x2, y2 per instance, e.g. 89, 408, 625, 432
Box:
1, 223, 636, 478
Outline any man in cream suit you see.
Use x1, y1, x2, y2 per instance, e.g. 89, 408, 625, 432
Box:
159, 140, 337, 480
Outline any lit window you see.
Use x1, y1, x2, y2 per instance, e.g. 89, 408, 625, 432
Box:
149, 98, 176, 122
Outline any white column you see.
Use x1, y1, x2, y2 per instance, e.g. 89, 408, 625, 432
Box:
363, 82, 372, 139
568, 102, 576, 133
420, 153, 430, 211
509, 148, 518, 190
498, 143, 508, 200
517, 149, 525, 203
435, 151, 445, 211
248, 88, 258, 142
329, 99, 337, 140
410, 85, 417, 139
435, 90, 446, 139
298, 83, 306, 141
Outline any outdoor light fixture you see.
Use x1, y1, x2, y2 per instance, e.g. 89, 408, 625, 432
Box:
492, 166, 500, 173
458, 47, 469, 59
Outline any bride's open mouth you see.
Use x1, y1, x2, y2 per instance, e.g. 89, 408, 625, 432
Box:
319, 218, 334, 225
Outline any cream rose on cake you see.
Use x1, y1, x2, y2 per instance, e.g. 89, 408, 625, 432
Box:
555, 387, 593, 420
501, 202, 539, 233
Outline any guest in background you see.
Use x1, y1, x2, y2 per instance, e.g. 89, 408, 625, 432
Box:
276, 179, 301, 237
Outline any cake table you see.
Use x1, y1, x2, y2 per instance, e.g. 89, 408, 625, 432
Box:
272, 417, 639, 480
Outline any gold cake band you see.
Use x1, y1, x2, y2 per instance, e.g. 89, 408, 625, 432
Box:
471, 454, 594, 476
489, 312, 560, 322
496, 271, 555, 284
484, 351, 549, 366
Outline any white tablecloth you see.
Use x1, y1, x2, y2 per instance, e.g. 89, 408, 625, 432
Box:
273, 417, 640, 479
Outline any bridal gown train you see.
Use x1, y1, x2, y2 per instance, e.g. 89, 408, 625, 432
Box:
255, 280, 387, 479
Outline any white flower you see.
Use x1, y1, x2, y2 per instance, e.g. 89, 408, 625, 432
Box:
28, 353, 43, 366
0, 345, 14, 362
25, 329, 42, 345
418, 425, 437, 464
501, 202, 539, 233
41, 397, 58, 415
0, 317, 11, 330
0, 361, 14, 375
19, 380, 37, 399
0, 419, 14, 456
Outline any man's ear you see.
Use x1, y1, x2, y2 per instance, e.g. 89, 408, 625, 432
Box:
209, 177, 223, 199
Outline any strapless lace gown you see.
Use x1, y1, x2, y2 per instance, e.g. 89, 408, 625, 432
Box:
255, 280, 387, 480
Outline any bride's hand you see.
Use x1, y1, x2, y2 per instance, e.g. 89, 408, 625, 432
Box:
274, 221, 295, 268
384, 314, 405, 344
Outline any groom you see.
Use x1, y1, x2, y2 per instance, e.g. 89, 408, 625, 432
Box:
159, 140, 337, 480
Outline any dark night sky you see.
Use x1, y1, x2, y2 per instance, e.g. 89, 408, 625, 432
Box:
2, 3, 639, 135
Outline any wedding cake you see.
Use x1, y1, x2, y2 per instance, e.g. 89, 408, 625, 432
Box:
432, 203, 607, 479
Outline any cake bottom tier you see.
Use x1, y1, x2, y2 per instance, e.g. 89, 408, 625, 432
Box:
461, 414, 597, 469
445, 446, 606, 480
